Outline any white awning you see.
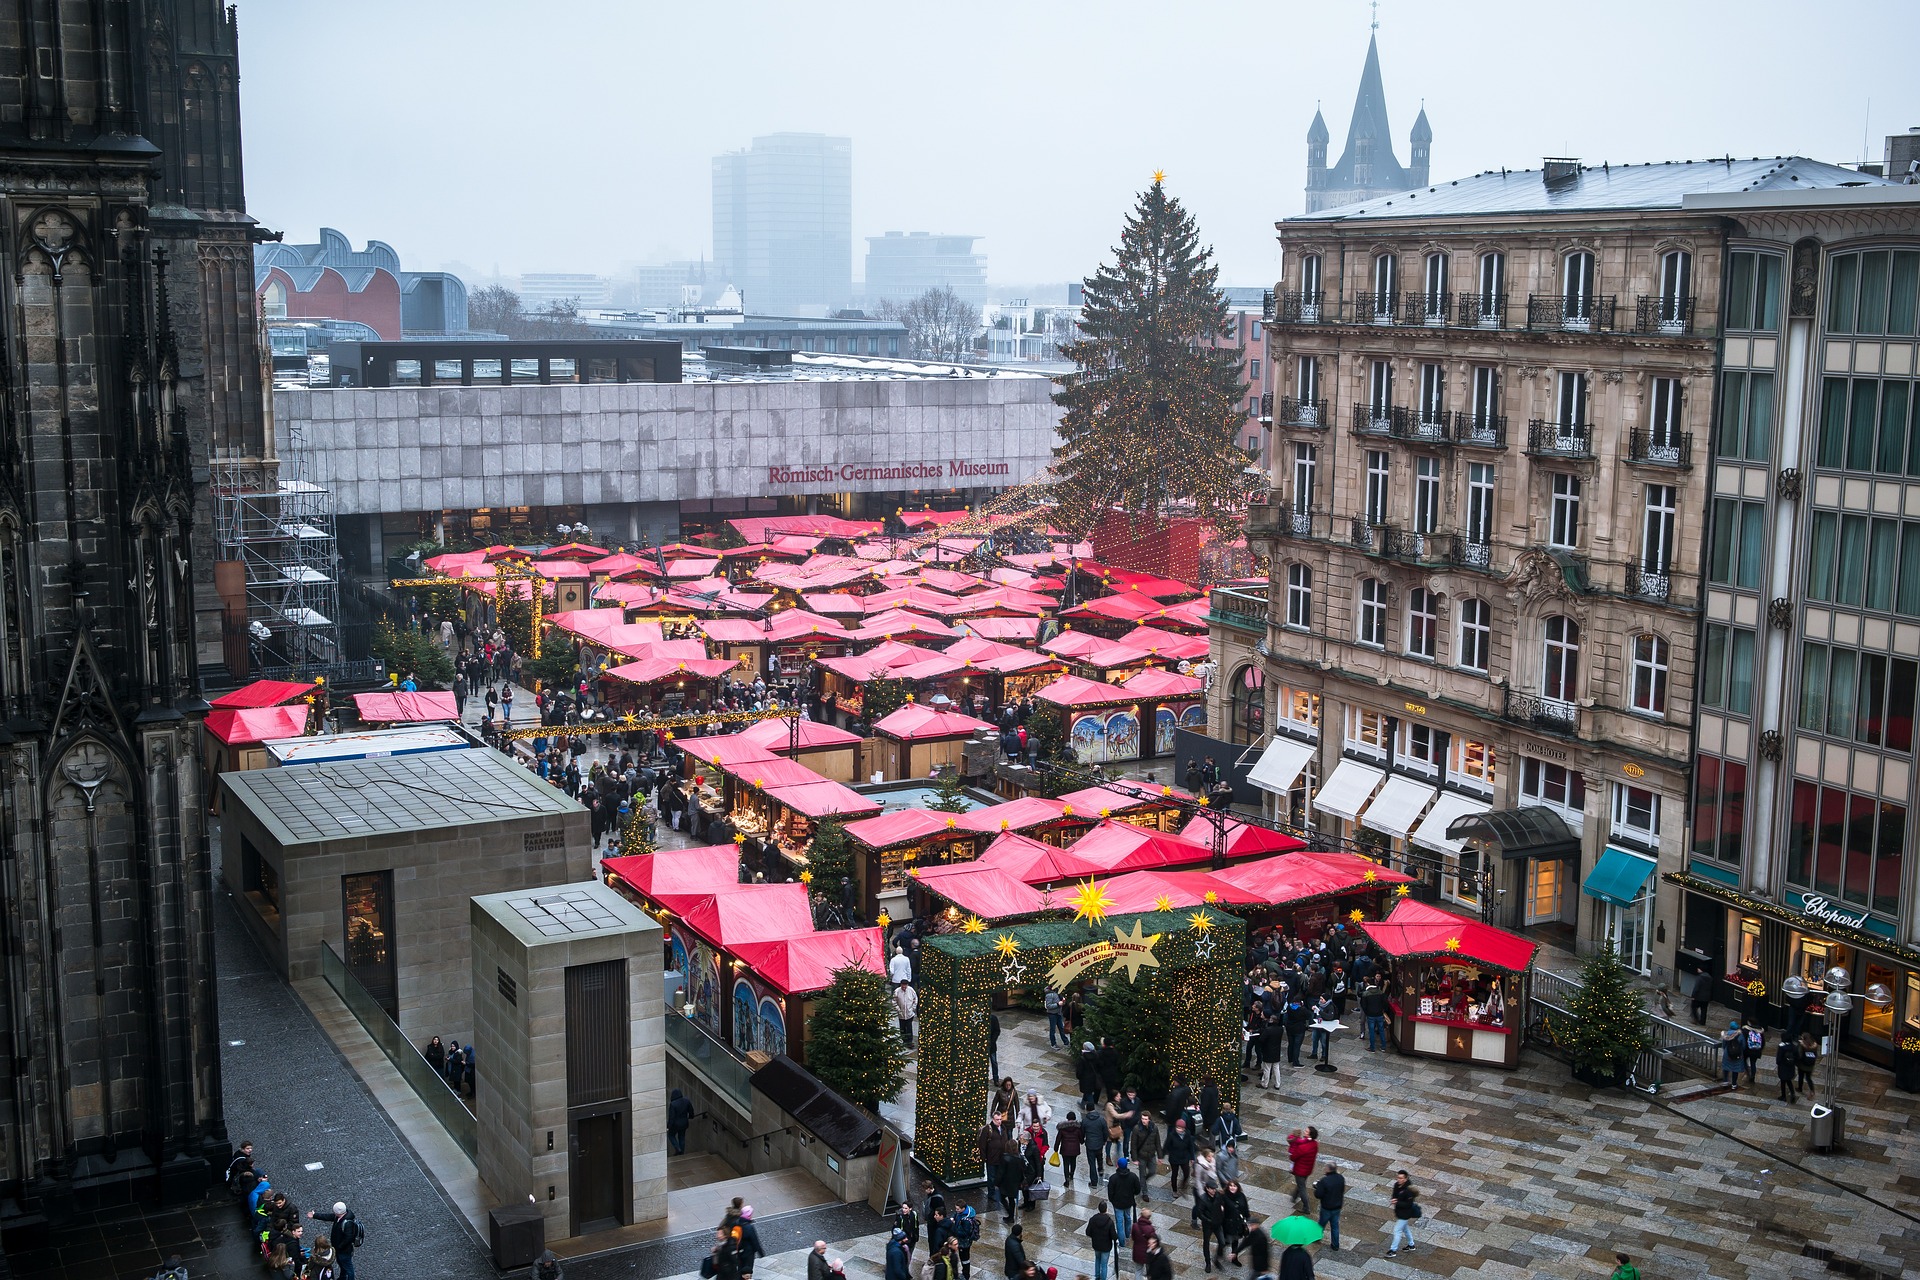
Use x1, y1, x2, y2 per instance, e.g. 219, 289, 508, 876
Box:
1247, 737, 1316, 796
1410, 791, 1492, 855
1312, 759, 1385, 822
1362, 775, 1438, 839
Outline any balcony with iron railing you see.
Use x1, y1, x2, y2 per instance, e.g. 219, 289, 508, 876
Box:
1262, 290, 1275, 322
1376, 525, 1458, 566
1628, 427, 1692, 468
1273, 291, 1329, 324
1634, 295, 1696, 336
1526, 420, 1594, 458
1277, 396, 1328, 428
1630, 567, 1672, 602
1351, 290, 1400, 325
1453, 538, 1494, 571
1504, 687, 1582, 735
1526, 294, 1618, 333
1402, 291, 1452, 326
1456, 293, 1509, 329
1450, 411, 1508, 449
1351, 403, 1401, 437
1258, 392, 1273, 423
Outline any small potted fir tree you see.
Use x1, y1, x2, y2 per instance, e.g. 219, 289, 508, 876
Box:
1562, 940, 1653, 1088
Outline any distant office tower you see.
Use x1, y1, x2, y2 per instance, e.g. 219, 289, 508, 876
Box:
713, 133, 853, 314
864, 233, 988, 307
518, 273, 613, 310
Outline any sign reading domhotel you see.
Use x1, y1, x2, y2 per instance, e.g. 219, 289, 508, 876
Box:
767, 460, 1012, 486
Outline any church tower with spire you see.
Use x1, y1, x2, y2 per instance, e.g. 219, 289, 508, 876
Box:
1303, 26, 1431, 213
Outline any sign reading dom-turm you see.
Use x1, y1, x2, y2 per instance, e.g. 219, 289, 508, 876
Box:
767, 460, 1013, 486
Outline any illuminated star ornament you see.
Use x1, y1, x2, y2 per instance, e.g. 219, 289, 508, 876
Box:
798, 870, 813, 885
1187, 912, 1216, 959
993, 932, 1026, 983
1348, 908, 1364, 924
962, 915, 987, 934
1153, 894, 1174, 912
1070, 878, 1114, 927
1152, 168, 1167, 183
1364, 869, 1378, 883
1396, 883, 1412, 897
1446, 937, 1462, 952
1110, 919, 1162, 981
876, 911, 892, 929
1203, 890, 1219, 904
993, 933, 1021, 958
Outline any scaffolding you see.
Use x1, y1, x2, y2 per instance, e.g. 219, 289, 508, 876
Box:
211, 419, 343, 678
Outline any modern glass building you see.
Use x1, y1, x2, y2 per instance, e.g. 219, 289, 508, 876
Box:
713, 133, 854, 315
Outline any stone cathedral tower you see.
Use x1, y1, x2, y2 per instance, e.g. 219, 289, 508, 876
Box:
0, 0, 266, 1219
1302, 32, 1431, 214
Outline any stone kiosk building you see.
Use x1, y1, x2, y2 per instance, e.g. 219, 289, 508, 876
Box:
1253, 156, 1879, 970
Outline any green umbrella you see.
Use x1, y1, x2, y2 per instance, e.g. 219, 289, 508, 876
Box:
1271, 1215, 1322, 1246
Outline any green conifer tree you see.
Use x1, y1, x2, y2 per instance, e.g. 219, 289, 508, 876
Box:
1562, 939, 1652, 1079
807, 818, 856, 918
808, 964, 910, 1110
1052, 175, 1257, 533
1084, 971, 1175, 1102
929, 769, 970, 813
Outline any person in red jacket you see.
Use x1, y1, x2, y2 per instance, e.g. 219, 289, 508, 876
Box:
1128, 1209, 1157, 1280
1286, 1127, 1320, 1213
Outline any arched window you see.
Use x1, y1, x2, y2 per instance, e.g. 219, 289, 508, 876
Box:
262, 279, 287, 319
1457, 597, 1491, 673
1543, 615, 1581, 704
1285, 564, 1313, 629
1562, 250, 1596, 326
1229, 664, 1266, 745
1631, 634, 1669, 715
1357, 579, 1387, 647
1372, 253, 1398, 319
1657, 249, 1693, 331
1422, 252, 1448, 322
1300, 253, 1323, 306
1406, 587, 1438, 659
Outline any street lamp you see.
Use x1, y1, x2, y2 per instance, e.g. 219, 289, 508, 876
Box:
1809, 967, 1893, 1153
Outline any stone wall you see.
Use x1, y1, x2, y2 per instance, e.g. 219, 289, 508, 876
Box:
663, 1056, 877, 1205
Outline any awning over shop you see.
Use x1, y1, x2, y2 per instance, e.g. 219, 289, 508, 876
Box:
1446, 806, 1581, 861
1410, 791, 1493, 856
1361, 776, 1437, 839
913, 862, 1050, 919
1246, 737, 1315, 796
1312, 759, 1385, 822
729, 928, 886, 996
1582, 846, 1657, 908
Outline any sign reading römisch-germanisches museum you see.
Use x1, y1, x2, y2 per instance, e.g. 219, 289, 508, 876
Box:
767, 460, 1013, 485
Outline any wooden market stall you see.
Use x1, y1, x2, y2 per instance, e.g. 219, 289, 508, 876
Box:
601, 844, 743, 915
815, 645, 967, 727
1056, 783, 1196, 833
1035, 675, 1146, 766
202, 702, 311, 814
733, 716, 863, 783
351, 691, 461, 725
910, 860, 1051, 924
868, 703, 997, 781
943, 637, 1067, 707
950, 795, 1080, 845
1359, 898, 1539, 1069
665, 884, 817, 1045
697, 613, 850, 681
1119, 668, 1209, 757
843, 808, 986, 919
602, 651, 739, 713
1215, 848, 1414, 939
726, 928, 887, 1065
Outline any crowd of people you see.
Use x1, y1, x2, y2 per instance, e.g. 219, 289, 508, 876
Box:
421, 1034, 477, 1099
219, 1140, 366, 1279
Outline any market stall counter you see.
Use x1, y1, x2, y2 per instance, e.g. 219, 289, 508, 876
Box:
1359, 898, 1538, 1069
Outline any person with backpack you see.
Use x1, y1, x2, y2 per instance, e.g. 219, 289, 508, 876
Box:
896, 1200, 921, 1265
1719, 1020, 1746, 1091
305, 1238, 338, 1280
737, 1206, 767, 1279
224, 1141, 255, 1200
951, 1198, 979, 1280
1387, 1171, 1420, 1257
1742, 1020, 1765, 1086
1776, 1033, 1801, 1103
308, 1202, 364, 1280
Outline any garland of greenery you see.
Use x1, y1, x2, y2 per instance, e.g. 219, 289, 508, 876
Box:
913, 908, 1243, 1182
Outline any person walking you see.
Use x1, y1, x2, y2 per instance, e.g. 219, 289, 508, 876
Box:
809, 1241, 833, 1280
1000, 1223, 1027, 1279
1044, 988, 1065, 1046
1313, 1164, 1346, 1252
1775, 1034, 1801, 1103
1742, 1020, 1765, 1086
1129, 1211, 1156, 1280
737, 1207, 766, 1280
1360, 979, 1390, 1052
668, 1088, 693, 1155
1277, 1243, 1314, 1280
1107, 1158, 1141, 1241
1797, 1030, 1821, 1094
1286, 1127, 1319, 1213
1086, 1201, 1118, 1280
1196, 1184, 1227, 1273
306, 1202, 363, 1280
1055, 1112, 1085, 1189
1257, 1014, 1286, 1087
952, 1200, 979, 1280
995, 1143, 1025, 1223
1609, 1253, 1641, 1280
1076, 1044, 1103, 1113
886, 1229, 912, 1280
1143, 1232, 1172, 1280
1688, 967, 1714, 1024
1131, 1112, 1160, 1202
1387, 1171, 1419, 1257
894, 981, 919, 1049
1720, 1020, 1746, 1092
1162, 1118, 1195, 1198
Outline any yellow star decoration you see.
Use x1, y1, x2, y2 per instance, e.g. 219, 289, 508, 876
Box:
962, 915, 987, 934
1186, 912, 1213, 933
733, 834, 745, 845
1161, 786, 1172, 797
1396, 883, 1412, 897
993, 933, 1021, 958
909, 867, 921, 877
622, 712, 639, 726
1062, 804, 1075, 817
799, 870, 813, 885
1152, 168, 1167, 183
1070, 878, 1114, 927
1153, 894, 1174, 912
999, 819, 1011, 831
1446, 937, 1462, 952
1203, 890, 1219, 904
1196, 796, 1210, 808
1363, 869, 1378, 883
1099, 808, 1112, 819
945, 817, 958, 829
1110, 919, 1162, 981
877, 912, 892, 929
1348, 909, 1365, 924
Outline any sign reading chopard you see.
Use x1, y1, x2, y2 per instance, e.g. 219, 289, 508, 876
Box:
766, 460, 1011, 485
1797, 894, 1872, 931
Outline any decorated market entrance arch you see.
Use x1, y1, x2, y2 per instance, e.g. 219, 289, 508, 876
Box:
913, 905, 1246, 1182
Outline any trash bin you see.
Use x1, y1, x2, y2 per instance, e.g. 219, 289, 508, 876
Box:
490, 1202, 547, 1270
1807, 1103, 1846, 1153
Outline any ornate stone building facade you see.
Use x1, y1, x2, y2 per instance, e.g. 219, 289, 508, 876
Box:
0, 0, 262, 1216
1250, 158, 1880, 970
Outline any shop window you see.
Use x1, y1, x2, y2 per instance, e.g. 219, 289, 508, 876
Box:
1860, 963, 1897, 1042
1344, 706, 1389, 759
1454, 738, 1496, 793
1690, 754, 1747, 866
1905, 972, 1920, 1038
1603, 889, 1655, 976
1275, 685, 1320, 737
1228, 664, 1265, 746
1401, 722, 1442, 776
1736, 916, 1763, 971
1443, 847, 1481, 909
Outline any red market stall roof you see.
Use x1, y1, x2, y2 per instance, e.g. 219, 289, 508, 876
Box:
1359, 897, 1539, 974
729, 927, 887, 995
729, 514, 884, 543
210, 679, 314, 709
1153, 598, 1212, 631
679, 883, 817, 949
958, 617, 1041, 644
1122, 669, 1206, 699
585, 552, 651, 578
763, 778, 882, 819
817, 648, 964, 685
737, 718, 863, 751
1060, 820, 1214, 873
844, 808, 965, 851
896, 509, 974, 531
604, 655, 739, 685
546, 608, 641, 642
1096, 869, 1268, 913
1117, 627, 1211, 661
1099, 569, 1199, 600
1216, 850, 1416, 905
204, 704, 310, 745
944, 637, 1062, 675
979, 831, 1115, 883
530, 559, 592, 580
673, 734, 784, 772
423, 550, 487, 572
1035, 675, 1139, 710
1061, 594, 1164, 624
915, 567, 988, 592
1180, 815, 1308, 858
912, 862, 1051, 919
871, 704, 996, 742
1041, 631, 1115, 660
594, 582, 666, 608
352, 691, 461, 723
953, 796, 1074, 835
540, 541, 611, 560
950, 586, 1061, 616
850, 610, 962, 641
603, 845, 741, 914
1058, 782, 1197, 817
801, 594, 867, 617
723, 758, 829, 791
1076, 640, 1169, 671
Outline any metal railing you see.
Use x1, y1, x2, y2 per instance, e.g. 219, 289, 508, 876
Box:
1257, 393, 1273, 423
1351, 290, 1400, 325
321, 940, 476, 1158
1351, 403, 1400, 436
1526, 420, 1594, 458
1261, 290, 1275, 322
1504, 687, 1580, 732
1450, 411, 1508, 448
1209, 587, 1269, 634
1402, 291, 1452, 326
1526, 294, 1618, 332
1349, 517, 1377, 551
1632, 569, 1672, 601
1530, 967, 1724, 1085
1273, 291, 1327, 323
1628, 427, 1691, 468
1277, 396, 1328, 428
1635, 295, 1696, 335
666, 1011, 754, 1109
1455, 538, 1493, 571
1456, 293, 1508, 328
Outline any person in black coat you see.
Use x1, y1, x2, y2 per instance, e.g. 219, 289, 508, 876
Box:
996, 1148, 1025, 1223
1284, 999, 1310, 1067
1162, 1075, 1192, 1127
1197, 1078, 1220, 1134
1001, 1224, 1027, 1279
1313, 1164, 1347, 1252
1278, 1243, 1314, 1280
1196, 1185, 1228, 1272
1021, 1139, 1044, 1204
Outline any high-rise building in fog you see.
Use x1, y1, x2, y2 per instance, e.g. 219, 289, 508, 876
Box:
712, 133, 853, 314
864, 233, 988, 308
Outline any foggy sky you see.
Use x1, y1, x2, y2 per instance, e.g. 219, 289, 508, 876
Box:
237, 0, 1920, 291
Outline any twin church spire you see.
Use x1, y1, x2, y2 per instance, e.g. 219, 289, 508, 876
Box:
1304, 32, 1431, 214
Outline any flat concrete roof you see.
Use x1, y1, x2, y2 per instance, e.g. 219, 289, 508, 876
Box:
223, 747, 584, 847
473, 879, 656, 949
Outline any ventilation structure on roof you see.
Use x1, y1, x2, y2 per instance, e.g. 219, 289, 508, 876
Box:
1543, 158, 1581, 190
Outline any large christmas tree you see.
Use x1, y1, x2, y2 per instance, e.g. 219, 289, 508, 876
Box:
1052, 174, 1256, 532
1083, 970, 1175, 1101
808, 964, 911, 1111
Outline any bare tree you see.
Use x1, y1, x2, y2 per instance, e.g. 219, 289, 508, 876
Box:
468, 284, 523, 334
466, 286, 595, 339
877, 286, 981, 361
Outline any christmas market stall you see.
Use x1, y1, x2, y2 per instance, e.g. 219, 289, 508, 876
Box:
868, 703, 997, 781
1035, 676, 1144, 766
601, 844, 743, 916
602, 651, 740, 713
1056, 783, 1196, 833
844, 808, 987, 913
726, 927, 887, 1065
733, 715, 864, 783
666, 884, 817, 1045
753, 774, 883, 878
1215, 849, 1413, 939
350, 691, 461, 726
697, 612, 850, 681
909, 860, 1052, 925
942, 637, 1067, 707
1359, 898, 1538, 1069
1180, 814, 1308, 858
950, 795, 1082, 845
202, 703, 312, 814
814, 645, 965, 727
1120, 668, 1208, 756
